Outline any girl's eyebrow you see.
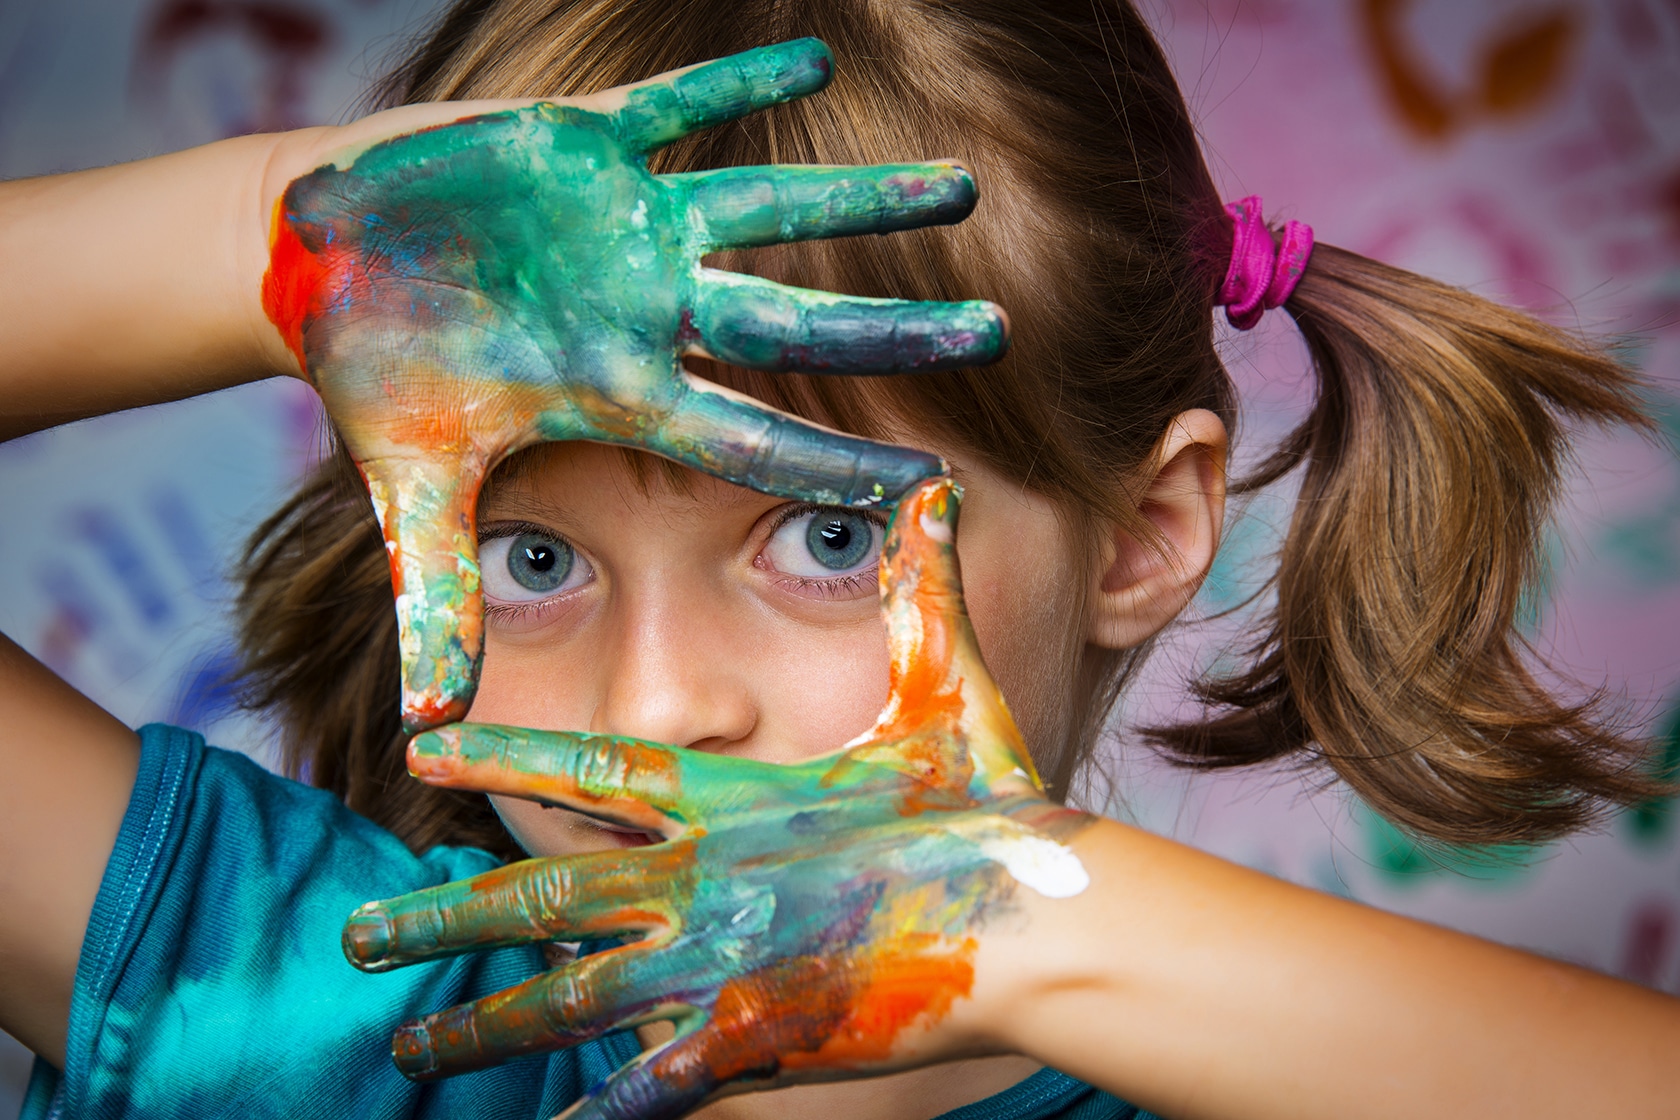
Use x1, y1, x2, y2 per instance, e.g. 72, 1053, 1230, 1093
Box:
477, 488, 583, 531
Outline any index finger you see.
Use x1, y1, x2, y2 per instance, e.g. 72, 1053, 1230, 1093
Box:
407, 723, 791, 830
612, 38, 833, 154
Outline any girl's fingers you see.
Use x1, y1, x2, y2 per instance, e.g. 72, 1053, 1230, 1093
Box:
611, 39, 833, 154
671, 162, 976, 251
343, 846, 697, 973
406, 723, 777, 831
690, 272, 1009, 375
645, 375, 944, 506
557, 1030, 720, 1120
408, 724, 682, 831
361, 453, 487, 734
865, 478, 1044, 793
389, 942, 704, 1080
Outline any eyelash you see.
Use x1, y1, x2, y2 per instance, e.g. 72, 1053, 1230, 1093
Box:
482, 598, 554, 624
771, 570, 880, 599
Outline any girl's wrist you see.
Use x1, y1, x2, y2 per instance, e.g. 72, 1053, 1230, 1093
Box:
242, 124, 338, 382
965, 813, 1136, 1062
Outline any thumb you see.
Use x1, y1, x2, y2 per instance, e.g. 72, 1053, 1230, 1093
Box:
361, 451, 487, 732
866, 478, 1042, 797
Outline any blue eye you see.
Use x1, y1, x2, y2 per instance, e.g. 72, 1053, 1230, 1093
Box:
762, 507, 882, 581
508, 532, 571, 591
480, 529, 591, 604
806, 512, 872, 570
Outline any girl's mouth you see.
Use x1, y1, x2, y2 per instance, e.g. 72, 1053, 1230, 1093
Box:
585, 819, 661, 847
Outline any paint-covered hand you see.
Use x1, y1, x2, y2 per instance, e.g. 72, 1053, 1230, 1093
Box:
261, 39, 1008, 732
342, 478, 1092, 1119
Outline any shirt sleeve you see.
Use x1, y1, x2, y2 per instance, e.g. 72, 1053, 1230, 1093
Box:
25, 723, 632, 1120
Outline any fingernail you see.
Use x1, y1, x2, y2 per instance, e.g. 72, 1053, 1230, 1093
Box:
880, 165, 976, 227
391, 1021, 438, 1079
402, 682, 474, 736
406, 732, 460, 775
931, 300, 1009, 367
923, 476, 962, 521
408, 731, 447, 760
342, 904, 393, 968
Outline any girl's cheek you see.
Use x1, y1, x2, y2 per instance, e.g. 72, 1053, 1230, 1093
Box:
942, 473, 1088, 758
466, 639, 585, 729
756, 619, 893, 762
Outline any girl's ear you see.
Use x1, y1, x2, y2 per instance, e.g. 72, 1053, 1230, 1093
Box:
1087, 408, 1228, 649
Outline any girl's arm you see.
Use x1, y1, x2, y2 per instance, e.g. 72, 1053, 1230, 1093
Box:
997, 816, 1680, 1120
0, 131, 304, 441
0, 128, 305, 1064
0, 636, 136, 1065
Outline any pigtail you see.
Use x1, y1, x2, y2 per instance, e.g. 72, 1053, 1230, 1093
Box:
1152, 242, 1665, 845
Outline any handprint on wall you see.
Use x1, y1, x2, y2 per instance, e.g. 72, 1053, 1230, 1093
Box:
131, 0, 335, 136
1359, 0, 1579, 141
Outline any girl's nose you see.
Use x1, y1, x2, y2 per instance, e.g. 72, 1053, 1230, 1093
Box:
587, 582, 758, 753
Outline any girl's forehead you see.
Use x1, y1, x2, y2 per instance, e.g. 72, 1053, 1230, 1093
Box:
479, 426, 970, 520
479, 440, 783, 521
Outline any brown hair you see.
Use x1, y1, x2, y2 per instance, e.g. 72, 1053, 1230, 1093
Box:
237, 0, 1659, 855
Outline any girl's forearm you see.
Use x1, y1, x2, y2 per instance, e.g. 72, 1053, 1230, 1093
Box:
991, 817, 1680, 1120
0, 129, 328, 441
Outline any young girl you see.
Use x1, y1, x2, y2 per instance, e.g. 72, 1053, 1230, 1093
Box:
3, 2, 1678, 1119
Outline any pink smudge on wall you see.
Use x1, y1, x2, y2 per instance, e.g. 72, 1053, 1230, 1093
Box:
131, 1, 335, 134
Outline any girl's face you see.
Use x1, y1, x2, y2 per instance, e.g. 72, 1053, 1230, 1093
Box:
467, 438, 1087, 857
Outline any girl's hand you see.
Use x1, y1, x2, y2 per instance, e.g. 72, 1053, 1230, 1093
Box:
341, 478, 1093, 1120
261, 39, 1008, 731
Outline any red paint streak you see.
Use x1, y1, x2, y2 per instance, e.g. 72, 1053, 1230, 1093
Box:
676, 307, 702, 345
381, 533, 406, 600
405, 691, 469, 730
260, 199, 329, 374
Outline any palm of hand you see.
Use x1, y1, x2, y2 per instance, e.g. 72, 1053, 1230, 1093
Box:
277, 104, 692, 449
344, 479, 1092, 1120
262, 40, 1006, 730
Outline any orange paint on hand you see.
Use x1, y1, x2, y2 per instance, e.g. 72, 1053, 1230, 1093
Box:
779, 935, 976, 1071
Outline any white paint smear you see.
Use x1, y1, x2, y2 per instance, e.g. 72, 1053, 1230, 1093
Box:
977, 830, 1090, 899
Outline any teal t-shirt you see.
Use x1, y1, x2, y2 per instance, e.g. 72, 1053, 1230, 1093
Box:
22, 724, 1156, 1120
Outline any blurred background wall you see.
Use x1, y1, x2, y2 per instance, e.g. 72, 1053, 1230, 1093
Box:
0, 0, 1676, 1112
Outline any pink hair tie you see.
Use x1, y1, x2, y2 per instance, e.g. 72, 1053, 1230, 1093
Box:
1217, 195, 1313, 331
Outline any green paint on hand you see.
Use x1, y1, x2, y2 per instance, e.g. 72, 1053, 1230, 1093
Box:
261, 39, 1009, 731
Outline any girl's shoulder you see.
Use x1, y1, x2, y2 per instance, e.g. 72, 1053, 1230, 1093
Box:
33, 722, 627, 1119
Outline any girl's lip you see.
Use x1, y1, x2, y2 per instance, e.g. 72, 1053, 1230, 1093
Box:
586, 819, 660, 847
